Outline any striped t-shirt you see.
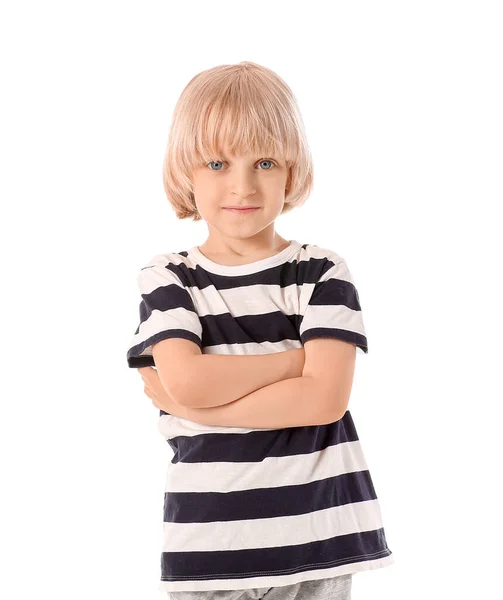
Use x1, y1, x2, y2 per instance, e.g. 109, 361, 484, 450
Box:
126, 239, 393, 593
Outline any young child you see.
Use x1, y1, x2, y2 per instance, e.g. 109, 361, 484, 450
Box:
126, 61, 393, 599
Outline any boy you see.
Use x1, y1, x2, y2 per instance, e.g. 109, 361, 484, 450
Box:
127, 61, 393, 598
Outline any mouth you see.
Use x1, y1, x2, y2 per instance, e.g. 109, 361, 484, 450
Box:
223, 207, 261, 214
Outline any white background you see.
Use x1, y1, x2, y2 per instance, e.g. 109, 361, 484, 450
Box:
1, 1, 502, 598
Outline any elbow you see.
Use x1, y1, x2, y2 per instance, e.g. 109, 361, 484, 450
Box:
335, 398, 349, 422
322, 390, 348, 424
305, 376, 346, 425
323, 406, 344, 425
323, 405, 345, 425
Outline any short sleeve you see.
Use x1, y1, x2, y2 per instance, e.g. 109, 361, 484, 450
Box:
126, 261, 203, 368
299, 258, 368, 354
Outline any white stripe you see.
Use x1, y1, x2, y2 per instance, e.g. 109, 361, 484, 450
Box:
299, 303, 365, 338
190, 281, 303, 318
164, 439, 369, 492
130, 306, 202, 348
162, 498, 384, 552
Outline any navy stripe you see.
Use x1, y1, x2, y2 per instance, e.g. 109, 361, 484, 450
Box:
201, 311, 301, 347
165, 469, 377, 523
168, 410, 359, 464
307, 277, 362, 311
137, 280, 198, 325
166, 254, 334, 291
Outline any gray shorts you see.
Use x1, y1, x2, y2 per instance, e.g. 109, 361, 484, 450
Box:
168, 573, 352, 600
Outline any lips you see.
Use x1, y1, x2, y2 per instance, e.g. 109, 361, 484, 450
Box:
224, 207, 260, 214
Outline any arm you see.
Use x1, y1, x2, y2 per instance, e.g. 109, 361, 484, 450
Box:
152, 339, 305, 409
179, 375, 340, 429
164, 338, 357, 429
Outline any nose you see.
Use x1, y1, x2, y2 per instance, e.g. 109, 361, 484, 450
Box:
230, 166, 257, 198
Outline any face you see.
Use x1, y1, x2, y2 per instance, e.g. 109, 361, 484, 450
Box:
191, 146, 289, 246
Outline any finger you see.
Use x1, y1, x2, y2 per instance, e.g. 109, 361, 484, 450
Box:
143, 367, 165, 394
149, 393, 161, 409
138, 366, 156, 379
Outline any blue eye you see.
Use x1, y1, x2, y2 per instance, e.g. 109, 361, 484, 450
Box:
207, 160, 225, 171
206, 159, 276, 171
258, 159, 275, 170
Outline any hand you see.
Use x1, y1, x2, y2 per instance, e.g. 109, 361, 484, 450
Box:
138, 366, 184, 416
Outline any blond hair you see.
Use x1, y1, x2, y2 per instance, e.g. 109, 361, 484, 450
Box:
162, 61, 313, 221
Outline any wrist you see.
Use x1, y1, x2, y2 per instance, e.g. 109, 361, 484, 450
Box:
163, 394, 191, 420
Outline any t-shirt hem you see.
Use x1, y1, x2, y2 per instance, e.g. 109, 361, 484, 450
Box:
157, 551, 393, 593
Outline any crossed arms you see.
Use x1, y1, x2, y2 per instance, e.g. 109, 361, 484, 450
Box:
150, 338, 357, 429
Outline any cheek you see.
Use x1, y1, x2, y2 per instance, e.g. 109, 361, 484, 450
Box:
194, 174, 220, 196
